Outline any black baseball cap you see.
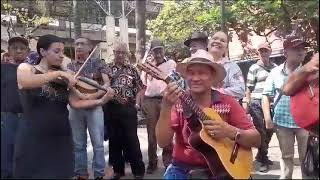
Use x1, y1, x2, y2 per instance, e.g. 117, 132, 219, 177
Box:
150, 39, 164, 51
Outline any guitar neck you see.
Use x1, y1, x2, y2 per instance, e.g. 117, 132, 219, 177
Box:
164, 76, 209, 121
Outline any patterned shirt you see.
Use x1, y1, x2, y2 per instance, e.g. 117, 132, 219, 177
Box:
218, 58, 246, 100
246, 61, 277, 100
106, 62, 143, 105
67, 58, 108, 84
262, 63, 299, 128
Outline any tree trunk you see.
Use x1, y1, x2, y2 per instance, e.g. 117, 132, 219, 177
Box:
73, 0, 82, 39
135, 0, 146, 64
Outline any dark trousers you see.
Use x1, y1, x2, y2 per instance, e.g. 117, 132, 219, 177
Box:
141, 97, 173, 167
248, 100, 273, 162
103, 101, 145, 176
1, 112, 21, 178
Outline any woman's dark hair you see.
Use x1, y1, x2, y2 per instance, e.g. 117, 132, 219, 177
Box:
36, 34, 64, 64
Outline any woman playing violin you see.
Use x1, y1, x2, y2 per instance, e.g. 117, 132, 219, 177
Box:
14, 34, 114, 179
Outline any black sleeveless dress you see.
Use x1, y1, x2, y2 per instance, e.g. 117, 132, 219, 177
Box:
13, 69, 74, 178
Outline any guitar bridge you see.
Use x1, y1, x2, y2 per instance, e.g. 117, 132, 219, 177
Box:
230, 142, 239, 164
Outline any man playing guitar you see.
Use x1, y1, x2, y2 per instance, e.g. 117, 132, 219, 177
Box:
155, 50, 260, 179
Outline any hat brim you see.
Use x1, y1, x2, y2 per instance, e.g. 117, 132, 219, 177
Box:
176, 58, 226, 83
184, 38, 208, 47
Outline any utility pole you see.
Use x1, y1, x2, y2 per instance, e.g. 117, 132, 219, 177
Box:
135, 0, 146, 64
73, 0, 82, 39
220, 0, 227, 33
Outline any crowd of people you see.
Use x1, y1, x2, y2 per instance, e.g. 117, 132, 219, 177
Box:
1, 30, 319, 180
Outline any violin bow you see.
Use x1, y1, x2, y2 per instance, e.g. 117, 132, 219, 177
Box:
74, 45, 98, 78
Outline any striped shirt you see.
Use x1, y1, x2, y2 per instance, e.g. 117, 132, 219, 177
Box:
246, 61, 277, 100
262, 63, 299, 128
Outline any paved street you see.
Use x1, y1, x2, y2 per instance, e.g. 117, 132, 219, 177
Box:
86, 127, 310, 179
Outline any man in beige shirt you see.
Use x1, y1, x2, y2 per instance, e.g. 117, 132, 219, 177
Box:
140, 39, 176, 174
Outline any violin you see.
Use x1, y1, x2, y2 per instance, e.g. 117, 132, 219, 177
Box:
48, 65, 107, 94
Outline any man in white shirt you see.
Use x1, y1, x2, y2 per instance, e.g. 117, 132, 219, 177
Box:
140, 39, 176, 174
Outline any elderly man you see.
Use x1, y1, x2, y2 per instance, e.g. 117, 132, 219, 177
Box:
184, 31, 209, 54
67, 37, 110, 180
243, 42, 277, 172
104, 40, 145, 179
262, 36, 310, 179
283, 53, 319, 136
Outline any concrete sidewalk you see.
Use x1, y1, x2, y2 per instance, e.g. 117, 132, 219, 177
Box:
86, 127, 314, 179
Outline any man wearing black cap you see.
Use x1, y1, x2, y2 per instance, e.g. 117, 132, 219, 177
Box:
140, 39, 176, 174
1, 36, 29, 178
262, 36, 310, 179
176, 32, 209, 85
184, 31, 208, 54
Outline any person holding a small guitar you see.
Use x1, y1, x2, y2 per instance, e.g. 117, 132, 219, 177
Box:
283, 52, 319, 136
66, 37, 111, 180
262, 36, 310, 179
155, 50, 260, 179
140, 39, 175, 174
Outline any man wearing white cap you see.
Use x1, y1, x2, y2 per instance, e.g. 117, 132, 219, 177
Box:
243, 42, 277, 172
140, 39, 176, 174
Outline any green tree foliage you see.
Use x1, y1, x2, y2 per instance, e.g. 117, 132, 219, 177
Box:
148, 0, 319, 54
1, 0, 52, 38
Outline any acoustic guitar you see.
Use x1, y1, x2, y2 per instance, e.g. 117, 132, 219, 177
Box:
137, 62, 253, 179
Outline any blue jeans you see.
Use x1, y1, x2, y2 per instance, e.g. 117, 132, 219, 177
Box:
68, 106, 105, 178
1, 112, 21, 178
164, 163, 189, 179
164, 163, 211, 179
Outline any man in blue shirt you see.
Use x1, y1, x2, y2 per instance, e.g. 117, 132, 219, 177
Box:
262, 36, 310, 179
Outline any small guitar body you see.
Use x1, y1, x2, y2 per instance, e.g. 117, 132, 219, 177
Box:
188, 108, 253, 180
291, 85, 319, 134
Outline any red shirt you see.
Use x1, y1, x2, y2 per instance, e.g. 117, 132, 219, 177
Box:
170, 90, 254, 167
